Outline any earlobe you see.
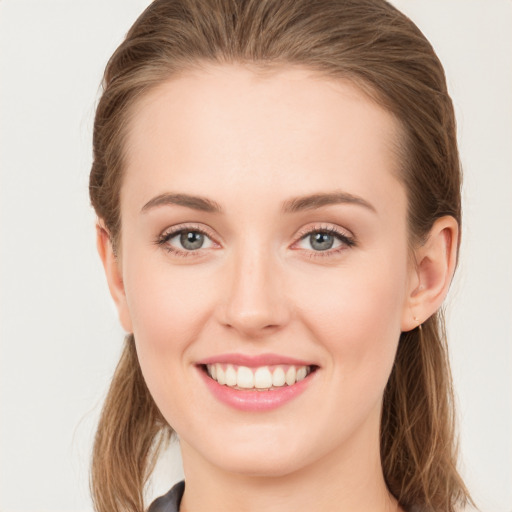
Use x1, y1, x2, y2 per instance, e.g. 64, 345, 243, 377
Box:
401, 216, 459, 332
96, 222, 133, 333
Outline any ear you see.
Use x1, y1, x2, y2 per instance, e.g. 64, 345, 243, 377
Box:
401, 216, 459, 332
96, 222, 133, 333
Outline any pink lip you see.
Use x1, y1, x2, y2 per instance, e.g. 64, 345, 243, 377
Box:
196, 360, 317, 413
196, 353, 315, 367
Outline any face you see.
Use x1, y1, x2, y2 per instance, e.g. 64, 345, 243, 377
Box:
114, 65, 416, 478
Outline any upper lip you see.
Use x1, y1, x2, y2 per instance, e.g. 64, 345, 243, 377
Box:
196, 353, 316, 367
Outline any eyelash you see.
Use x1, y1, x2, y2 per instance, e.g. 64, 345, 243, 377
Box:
155, 224, 216, 257
155, 224, 356, 259
293, 225, 356, 259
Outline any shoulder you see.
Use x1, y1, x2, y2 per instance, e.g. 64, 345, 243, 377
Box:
147, 481, 185, 512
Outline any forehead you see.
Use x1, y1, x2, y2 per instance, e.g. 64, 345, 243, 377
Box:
121, 64, 405, 216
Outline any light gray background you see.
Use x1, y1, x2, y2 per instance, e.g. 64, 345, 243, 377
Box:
1, 1, 511, 511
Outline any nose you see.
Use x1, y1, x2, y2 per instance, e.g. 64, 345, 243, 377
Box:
217, 242, 291, 338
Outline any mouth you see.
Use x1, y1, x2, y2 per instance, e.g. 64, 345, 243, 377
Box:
195, 354, 319, 411
200, 363, 318, 391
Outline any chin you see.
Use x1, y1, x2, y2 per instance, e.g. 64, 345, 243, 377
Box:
212, 451, 308, 479
187, 426, 318, 479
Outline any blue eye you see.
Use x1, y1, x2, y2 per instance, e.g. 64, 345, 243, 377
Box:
309, 232, 336, 251
296, 229, 355, 253
158, 228, 215, 253
179, 231, 205, 250
156, 225, 354, 257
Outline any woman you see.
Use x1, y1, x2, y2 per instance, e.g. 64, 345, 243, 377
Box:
89, 0, 473, 511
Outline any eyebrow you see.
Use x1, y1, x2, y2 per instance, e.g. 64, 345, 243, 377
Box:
282, 192, 376, 214
141, 190, 376, 215
141, 193, 223, 214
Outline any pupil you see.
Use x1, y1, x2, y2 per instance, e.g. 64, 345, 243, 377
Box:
180, 231, 204, 250
310, 232, 334, 251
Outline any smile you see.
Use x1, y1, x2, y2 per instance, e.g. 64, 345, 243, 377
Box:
196, 355, 318, 412
205, 363, 313, 390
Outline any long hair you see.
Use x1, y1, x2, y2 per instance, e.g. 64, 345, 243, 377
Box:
89, 1, 471, 510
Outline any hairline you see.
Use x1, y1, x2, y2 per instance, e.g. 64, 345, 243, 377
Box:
110, 60, 414, 255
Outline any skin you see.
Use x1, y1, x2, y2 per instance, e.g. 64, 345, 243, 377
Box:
98, 65, 458, 512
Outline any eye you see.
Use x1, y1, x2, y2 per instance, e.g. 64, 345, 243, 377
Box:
157, 226, 217, 254
174, 231, 209, 250
304, 232, 338, 251
294, 227, 355, 254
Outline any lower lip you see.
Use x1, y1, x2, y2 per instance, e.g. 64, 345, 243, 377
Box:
197, 367, 316, 412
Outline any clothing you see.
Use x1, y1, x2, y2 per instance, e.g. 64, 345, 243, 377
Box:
148, 480, 423, 512
147, 481, 184, 512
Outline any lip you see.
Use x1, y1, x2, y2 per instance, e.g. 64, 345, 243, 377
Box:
196, 353, 315, 367
196, 354, 318, 412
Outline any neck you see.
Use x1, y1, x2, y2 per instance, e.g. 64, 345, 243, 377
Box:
178, 422, 401, 512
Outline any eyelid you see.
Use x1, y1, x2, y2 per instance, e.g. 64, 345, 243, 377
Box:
155, 222, 355, 258
155, 223, 221, 254
293, 223, 354, 241
290, 223, 356, 254
159, 222, 216, 238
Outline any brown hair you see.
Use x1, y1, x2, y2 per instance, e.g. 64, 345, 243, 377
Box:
89, 1, 471, 511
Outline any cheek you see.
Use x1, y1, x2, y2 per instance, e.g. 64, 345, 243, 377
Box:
121, 254, 219, 417
293, 251, 408, 388
126, 268, 214, 350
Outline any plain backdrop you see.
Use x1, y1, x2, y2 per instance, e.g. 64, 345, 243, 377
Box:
1, 1, 511, 511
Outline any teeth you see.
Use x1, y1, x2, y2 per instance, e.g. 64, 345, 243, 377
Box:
206, 363, 312, 390
216, 365, 226, 385
296, 366, 307, 381
272, 367, 286, 387
237, 366, 254, 388
285, 366, 296, 386
254, 367, 273, 389
225, 365, 237, 386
